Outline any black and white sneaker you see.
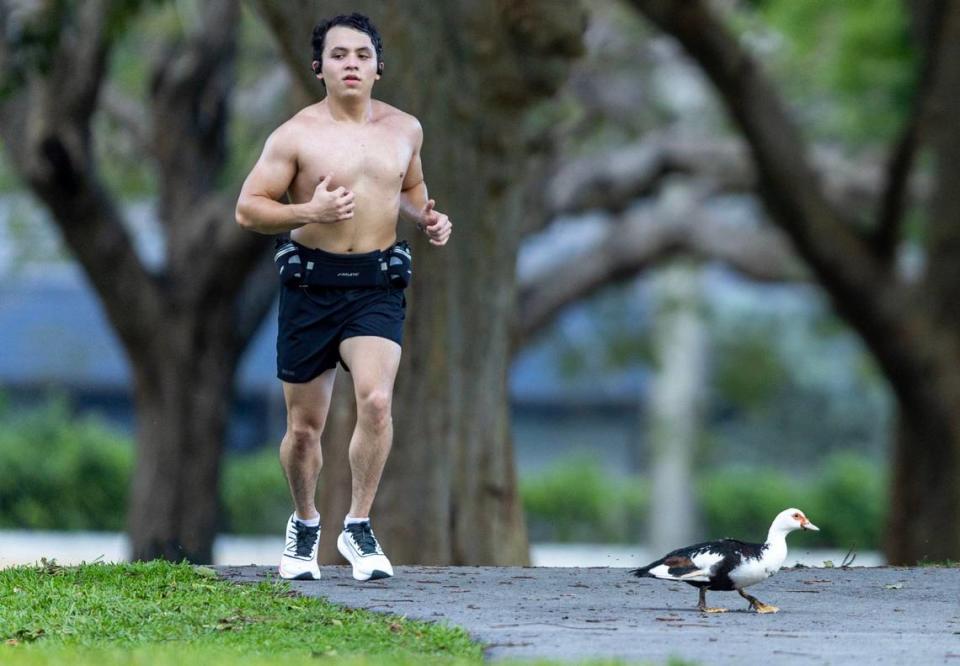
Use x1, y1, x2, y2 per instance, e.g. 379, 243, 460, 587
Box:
337, 521, 393, 581
278, 514, 321, 580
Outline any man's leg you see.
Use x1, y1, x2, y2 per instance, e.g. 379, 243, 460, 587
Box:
336, 335, 401, 580
277, 368, 336, 580
280, 369, 338, 519
339, 335, 402, 517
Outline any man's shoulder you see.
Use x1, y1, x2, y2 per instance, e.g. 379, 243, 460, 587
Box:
266, 109, 309, 140
373, 101, 421, 134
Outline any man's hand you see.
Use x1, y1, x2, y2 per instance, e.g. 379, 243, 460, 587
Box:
302, 174, 355, 223
419, 199, 452, 246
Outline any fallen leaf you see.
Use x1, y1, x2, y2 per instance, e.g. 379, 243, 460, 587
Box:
883, 583, 904, 590
389, 623, 402, 634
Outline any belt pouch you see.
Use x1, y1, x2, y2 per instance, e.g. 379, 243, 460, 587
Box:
300, 247, 385, 288
274, 238, 303, 286
386, 240, 412, 289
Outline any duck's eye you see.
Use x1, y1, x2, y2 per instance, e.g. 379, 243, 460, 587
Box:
793, 513, 801, 519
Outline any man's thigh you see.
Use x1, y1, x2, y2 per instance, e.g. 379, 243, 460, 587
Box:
339, 336, 402, 395
282, 367, 338, 430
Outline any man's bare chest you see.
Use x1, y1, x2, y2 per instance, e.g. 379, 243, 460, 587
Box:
296, 126, 412, 191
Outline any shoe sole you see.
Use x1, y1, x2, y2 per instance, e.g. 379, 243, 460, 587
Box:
337, 536, 393, 581
278, 566, 320, 581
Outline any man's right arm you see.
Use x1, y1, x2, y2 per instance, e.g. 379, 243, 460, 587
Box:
235, 128, 355, 234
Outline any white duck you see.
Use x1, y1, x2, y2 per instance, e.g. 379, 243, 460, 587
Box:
631, 508, 819, 613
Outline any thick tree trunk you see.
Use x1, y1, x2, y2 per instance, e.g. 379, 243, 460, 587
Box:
373, 0, 584, 564
887, 405, 960, 562
127, 312, 238, 562
0, 0, 286, 562
887, 4, 960, 563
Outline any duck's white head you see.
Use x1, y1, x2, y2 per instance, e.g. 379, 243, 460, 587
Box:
771, 508, 819, 534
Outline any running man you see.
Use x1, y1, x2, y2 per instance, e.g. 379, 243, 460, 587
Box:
235, 12, 452, 581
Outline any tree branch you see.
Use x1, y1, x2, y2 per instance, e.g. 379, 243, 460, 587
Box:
547, 134, 923, 220
0, 0, 162, 349
873, 0, 949, 263
516, 207, 805, 343
244, 0, 319, 103
150, 0, 239, 228
626, 0, 916, 341
100, 82, 151, 150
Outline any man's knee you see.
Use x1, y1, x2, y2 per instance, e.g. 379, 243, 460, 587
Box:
284, 419, 324, 453
357, 388, 392, 431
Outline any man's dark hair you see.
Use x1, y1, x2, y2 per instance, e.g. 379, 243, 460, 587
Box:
311, 13, 383, 73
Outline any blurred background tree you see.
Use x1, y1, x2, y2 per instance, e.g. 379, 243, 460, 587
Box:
616, 0, 960, 563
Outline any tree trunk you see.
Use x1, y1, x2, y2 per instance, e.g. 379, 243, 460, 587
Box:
887, 405, 960, 562
648, 263, 706, 554
127, 309, 239, 562
0, 0, 282, 562
887, 4, 960, 563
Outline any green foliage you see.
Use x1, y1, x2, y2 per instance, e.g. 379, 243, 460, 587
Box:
806, 452, 887, 551
521, 455, 648, 543
0, 400, 886, 551
698, 454, 886, 550
0, 400, 133, 531
523, 452, 885, 550
736, 0, 917, 143
0, 561, 481, 663
220, 448, 291, 534
699, 467, 803, 543
711, 320, 789, 412
0, 149, 20, 193
0, 402, 277, 533
0, 399, 294, 534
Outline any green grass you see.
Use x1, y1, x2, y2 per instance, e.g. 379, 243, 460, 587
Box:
0, 560, 481, 665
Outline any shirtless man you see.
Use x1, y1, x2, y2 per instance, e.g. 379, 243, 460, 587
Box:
235, 13, 452, 582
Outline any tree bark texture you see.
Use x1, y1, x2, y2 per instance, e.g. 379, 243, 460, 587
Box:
0, 0, 279, 562
629, 0, 960, 562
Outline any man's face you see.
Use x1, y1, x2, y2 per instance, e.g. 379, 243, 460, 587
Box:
315, 26, 380, 97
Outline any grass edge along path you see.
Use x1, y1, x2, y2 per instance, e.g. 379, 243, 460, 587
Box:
0, 560, 482, 665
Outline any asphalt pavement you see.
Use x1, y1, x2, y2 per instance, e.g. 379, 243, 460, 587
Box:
219, 565, 960, 664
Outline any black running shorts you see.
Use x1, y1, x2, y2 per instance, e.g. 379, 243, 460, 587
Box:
276, 283, 405, 383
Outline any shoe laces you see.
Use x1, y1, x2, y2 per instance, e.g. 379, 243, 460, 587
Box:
289, 521, 319, 557
345, 522, 382, 555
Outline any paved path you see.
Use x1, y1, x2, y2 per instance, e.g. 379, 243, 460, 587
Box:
219, 565, 959, 664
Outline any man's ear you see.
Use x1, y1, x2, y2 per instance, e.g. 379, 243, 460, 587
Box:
376, 60, 384, 79
311, 60, 322, 77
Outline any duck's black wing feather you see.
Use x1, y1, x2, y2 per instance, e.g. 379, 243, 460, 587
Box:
630, 539, 767, 579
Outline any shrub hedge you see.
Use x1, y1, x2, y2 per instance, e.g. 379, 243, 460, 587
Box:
0, 401, 886, 548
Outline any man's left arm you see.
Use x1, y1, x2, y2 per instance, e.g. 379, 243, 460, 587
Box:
399, 123, 452, 247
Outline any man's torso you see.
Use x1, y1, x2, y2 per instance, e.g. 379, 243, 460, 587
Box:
286, 100, 416, 253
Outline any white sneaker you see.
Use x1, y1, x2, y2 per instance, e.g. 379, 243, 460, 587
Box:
278, 514, 321, 580
337, 521, 393, 581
